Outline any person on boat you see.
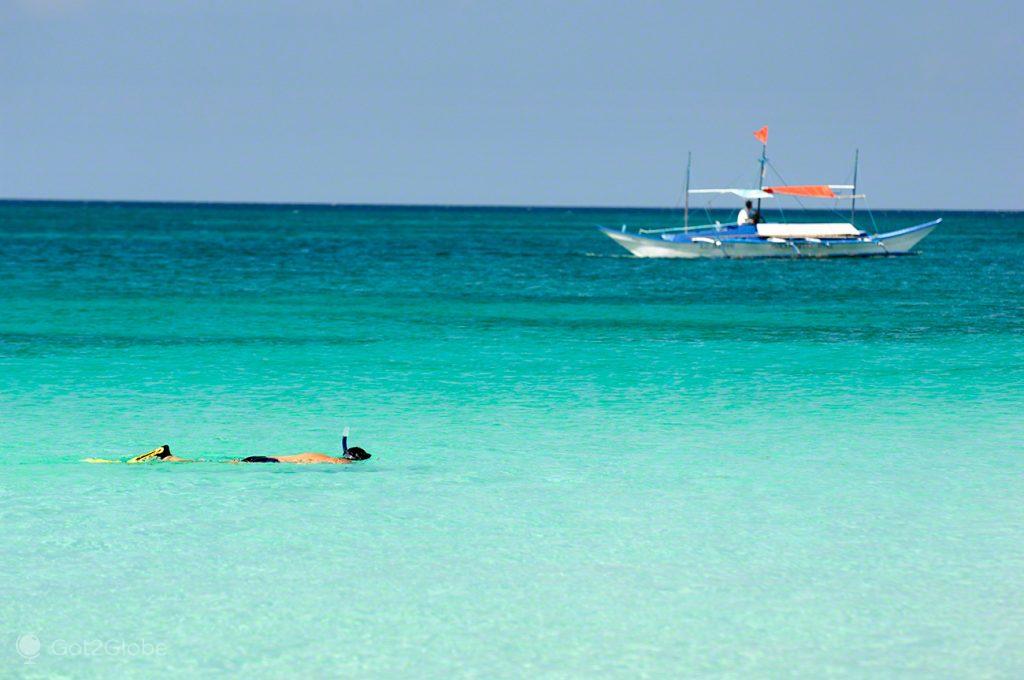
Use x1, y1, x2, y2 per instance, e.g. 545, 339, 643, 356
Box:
121, 438, 371, 465
737, 200, 760, 225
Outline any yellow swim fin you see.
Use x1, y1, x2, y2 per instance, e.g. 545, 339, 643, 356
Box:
83, 458, 121, 464
126, 445, 171, 464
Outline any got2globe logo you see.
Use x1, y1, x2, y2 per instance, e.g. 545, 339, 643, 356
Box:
14, 634, 167, 662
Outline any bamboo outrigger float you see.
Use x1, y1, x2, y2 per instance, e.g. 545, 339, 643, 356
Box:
599, 127, 940, 259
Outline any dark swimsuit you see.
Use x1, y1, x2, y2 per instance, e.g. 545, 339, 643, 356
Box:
241, 455, 280, 463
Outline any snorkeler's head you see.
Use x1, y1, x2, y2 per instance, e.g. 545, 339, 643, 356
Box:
342, 446, 371, 461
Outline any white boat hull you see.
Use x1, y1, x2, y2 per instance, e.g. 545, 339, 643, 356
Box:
600, 220, 939, 259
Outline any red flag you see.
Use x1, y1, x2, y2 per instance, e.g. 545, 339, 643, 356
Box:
753, 126, 769, 145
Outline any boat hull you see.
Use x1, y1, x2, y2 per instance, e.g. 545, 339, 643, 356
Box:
599, 220, 939, 259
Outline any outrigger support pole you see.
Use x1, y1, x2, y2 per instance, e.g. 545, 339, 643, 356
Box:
850, 148, 860, 227
684, 151, 692, 231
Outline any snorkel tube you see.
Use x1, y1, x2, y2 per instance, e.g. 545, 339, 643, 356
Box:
340, 426, 371, 461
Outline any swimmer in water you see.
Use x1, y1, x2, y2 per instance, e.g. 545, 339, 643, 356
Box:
115, 431, 370, 465
234, 448, 370, 465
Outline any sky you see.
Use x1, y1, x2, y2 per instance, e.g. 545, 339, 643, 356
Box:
2, 1, 1021, 209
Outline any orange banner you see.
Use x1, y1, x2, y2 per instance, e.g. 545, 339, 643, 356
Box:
753, 126, 769, 145
764, 185, 837, 198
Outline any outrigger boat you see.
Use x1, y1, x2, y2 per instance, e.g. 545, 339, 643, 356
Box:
599, 127, 939, 258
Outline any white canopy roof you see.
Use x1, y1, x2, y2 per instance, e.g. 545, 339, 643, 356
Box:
688, 188, 773, 200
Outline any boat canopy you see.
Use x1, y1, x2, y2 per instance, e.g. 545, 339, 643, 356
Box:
690, 184, 857, 200
688, 188, 773, 200
763, 184, 856, 198
756, 223, 862, 239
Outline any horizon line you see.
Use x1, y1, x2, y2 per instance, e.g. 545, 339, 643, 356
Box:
0, 197, 1018, 213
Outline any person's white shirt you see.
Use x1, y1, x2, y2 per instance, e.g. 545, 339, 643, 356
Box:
737, 207, 753, 225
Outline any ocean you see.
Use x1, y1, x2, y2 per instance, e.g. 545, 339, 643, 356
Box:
1, 202, 1022, 677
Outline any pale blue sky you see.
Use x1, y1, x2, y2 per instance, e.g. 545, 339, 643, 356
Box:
2, 1, 1021, 209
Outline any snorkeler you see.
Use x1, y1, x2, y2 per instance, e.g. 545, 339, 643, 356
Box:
87, 431, 370, 465
126, 445, 189, 463
234, 428, 370, 464
234, 446, 370, 465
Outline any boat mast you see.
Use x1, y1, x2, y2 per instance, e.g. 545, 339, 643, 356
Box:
684, 151, 691, 230
850, 148, 859, 226
756, 138, 767, 217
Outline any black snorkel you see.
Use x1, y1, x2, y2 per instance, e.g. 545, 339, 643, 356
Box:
340, 426, 371, 461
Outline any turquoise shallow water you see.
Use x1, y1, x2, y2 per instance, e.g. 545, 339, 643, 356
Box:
1, 202, 1022, 677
